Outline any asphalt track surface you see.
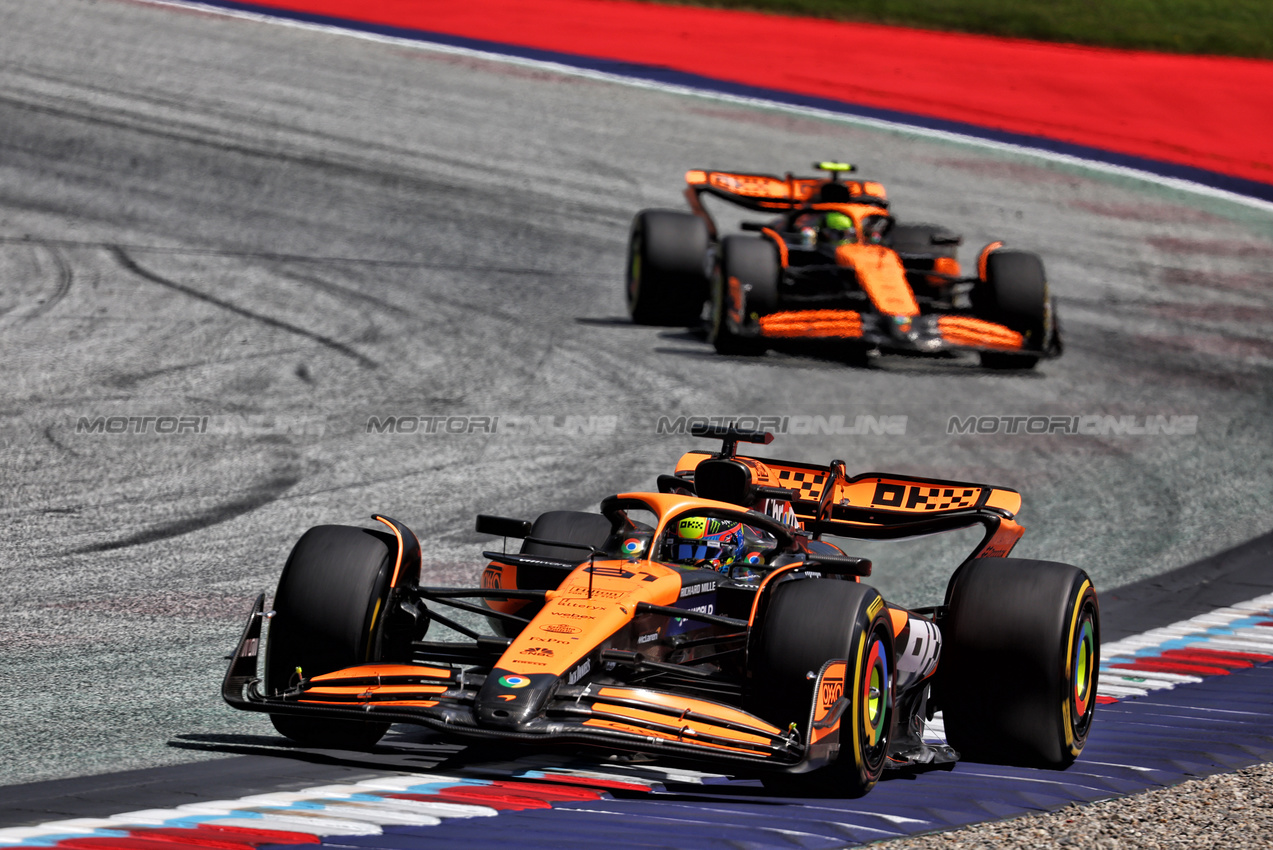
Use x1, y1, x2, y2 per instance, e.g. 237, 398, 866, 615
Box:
1, 0, 1272, 805
171, 0, 1273, 195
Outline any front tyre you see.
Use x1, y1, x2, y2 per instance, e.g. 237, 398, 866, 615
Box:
265, 525, 399, 749
973, 249, 1051, 369
709, 235, 778, 355
939, 558, 1099, 767
747, 578, 894, 797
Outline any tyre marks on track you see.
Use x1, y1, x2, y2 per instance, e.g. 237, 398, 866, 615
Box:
0, 242, 73, 325
23, 244, 73, 323
111, 246, 378, 369
73, 470, 304, 554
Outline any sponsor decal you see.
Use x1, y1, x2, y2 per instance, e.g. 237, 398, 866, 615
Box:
674, 603, 715, 624
522, 646, 554, 657
621, 538, 645, 556
529, 636, 571, 645
586, 564, 636, 578
566, 659, 592, 685
679, 583, 714, 598
499, 675, 531, 689
561, 587, 626, 599
872, 482, 979, 512
897, 619, 940, 678
638, 632, 659, 644
556, 599, 608, 611
481, 567, 502, 589
819, 675, 845, 710
540, 623, 581, 635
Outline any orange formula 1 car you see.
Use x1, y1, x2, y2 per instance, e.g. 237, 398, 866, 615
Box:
625, 163, 1062, 369
224, 426, 1097, 796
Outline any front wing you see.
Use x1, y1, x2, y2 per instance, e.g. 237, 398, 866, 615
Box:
753, 309, 1053, 356
224, 595, 833, 771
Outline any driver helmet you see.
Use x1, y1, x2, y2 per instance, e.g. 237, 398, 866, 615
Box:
673, 516, 744, 570
819, 211, 855, 245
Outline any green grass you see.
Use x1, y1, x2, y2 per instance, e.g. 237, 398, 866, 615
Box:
655, 0, 1273, 59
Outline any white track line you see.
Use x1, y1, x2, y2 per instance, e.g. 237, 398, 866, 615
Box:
128, 0, 1273, 215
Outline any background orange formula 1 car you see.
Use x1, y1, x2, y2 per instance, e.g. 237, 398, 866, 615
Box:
224, 426, 1097, 796
626, 163, 1062, 368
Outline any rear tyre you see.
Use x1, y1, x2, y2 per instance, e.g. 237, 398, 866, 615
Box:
265, 525, 399, 749
748, 578, 895, 797
626, 210, 710, 326
939, 558, 1099, 767
485, 511, 614, 636
973, 250, 1050, 369
709, 235, 778, 355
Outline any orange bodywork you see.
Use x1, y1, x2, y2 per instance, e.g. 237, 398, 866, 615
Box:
728, 275, 745, 323
482, 562, 530, 616
299, 663, 454, 707
835, 243, 919, 317
836, 476, 983, 514
310, 663, 455, 681
588, 703, 771, 747
373, 515, 407, 587
686, 170, 886, 206
581, 718, 769, 755
672, 452, 1024, 563
978, 241, 1005, 280
929, 256, 961, 287
810, 660, 847, 744
937, 316, 1024, 350
495, 493, 751, 680
978, 516, 1025, 559
759, 310, 863, 338
595, 687, 784, 737
759, 227, 788, 266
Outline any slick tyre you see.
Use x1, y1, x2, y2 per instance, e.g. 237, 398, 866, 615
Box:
486, 511, 614, 636
626, 209, 710, 326
973, 249, 1050, 369
265, 525, 397, 750
748, 578, 895, 797
709, 235, 778, 355
939, 558, 1099, 767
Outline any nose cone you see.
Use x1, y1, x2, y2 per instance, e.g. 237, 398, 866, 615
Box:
475, 669, 557, 728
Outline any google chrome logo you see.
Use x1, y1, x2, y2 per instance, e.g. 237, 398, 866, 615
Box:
499, 675, 531, 688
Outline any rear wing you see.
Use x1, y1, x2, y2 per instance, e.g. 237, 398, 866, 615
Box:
671, 450, 1024, 561
683, 169, 889, 215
